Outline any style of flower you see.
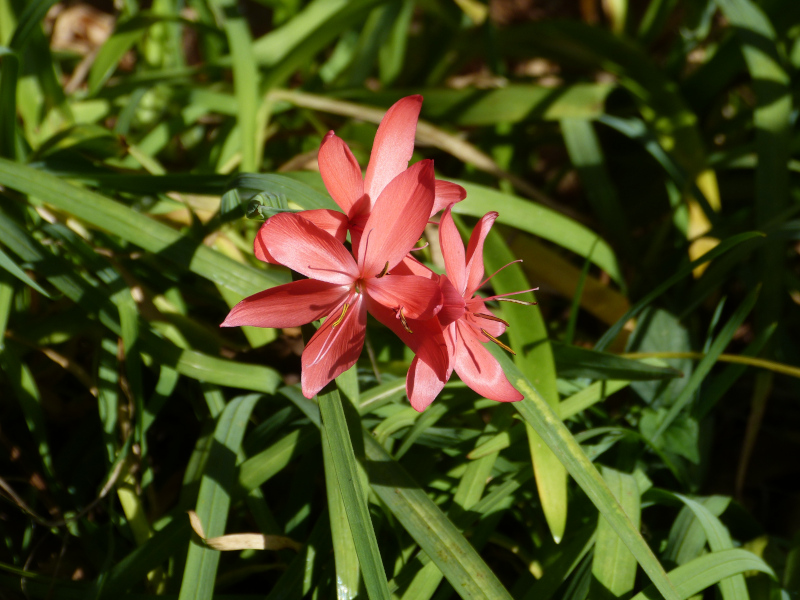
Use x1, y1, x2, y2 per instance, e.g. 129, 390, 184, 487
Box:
396, 207, 531, 411
222, 161, 448, 399
254, 95, 466, 264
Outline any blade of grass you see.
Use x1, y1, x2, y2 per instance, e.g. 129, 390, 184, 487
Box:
630, 549, 774, 600
0, 272, 13, 351
455, 183, 623, 286
561, 120, 632, 258
482, 226, 567, 543
648, 490, 749, 600
564, 241, 598, 345
340, 84, 616, 124
716, 0, 792, 336
0, 158, 286, 297
489, 346, 679, 600
552, 343, 682, 381
396, 407, 514, 600
520, 525, 596, 600
650, 285, 759, 441
0, 47, 19, 159
179, 394, 261, 600
591, 467, 641, 598
0, 245, 49, 297
318, 384, 390, 600
363, 431, 515, 600
211, 0, 260, 172
322, 419, 361, 599
665, 496, 730, 566
595, 231, 764, 351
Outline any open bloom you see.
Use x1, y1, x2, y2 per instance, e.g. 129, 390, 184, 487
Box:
398, 208, 529, 411
222, 161, 448, 398
255, 95, 466, 264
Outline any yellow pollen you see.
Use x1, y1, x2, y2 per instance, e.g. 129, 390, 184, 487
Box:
399, 308, 413, 334
376, 261, 389, 278
332, 303, 349, 328
481, 328, 515, 355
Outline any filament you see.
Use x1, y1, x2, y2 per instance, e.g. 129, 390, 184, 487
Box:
479, 260, 523, 289
376, 262, 389, 278
495, 297, 538, 306
482, 287, 539, 304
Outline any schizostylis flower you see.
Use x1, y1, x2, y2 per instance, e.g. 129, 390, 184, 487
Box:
255, 95, 466, 264
395, 207, 538, 411
222, 160, 448, 398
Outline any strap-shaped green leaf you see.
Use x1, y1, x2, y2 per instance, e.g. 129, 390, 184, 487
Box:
490, 347, 679, 600
0, 158, 285, 298
179, 394, 262, 600
629, 549, 774, 600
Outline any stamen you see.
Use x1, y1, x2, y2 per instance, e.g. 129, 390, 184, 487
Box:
481, 329, 516, 355
399, 308, 413, 334
495, 297, 538, 306
482, 287, 540, 304
409, 242, 430, 252
332, 303, 349, 328
376, 262, 389, 278
475, 313, 510, 327
310, 300, 353, 366
479, 260, 523, 289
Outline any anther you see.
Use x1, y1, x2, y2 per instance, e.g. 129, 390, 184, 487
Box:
481, 329, 515, 355
475, 313, 510, 327
399, 308, 413, 334
376, 261, 389, 278
496, 298, 537, 306
332, 303, 349, 328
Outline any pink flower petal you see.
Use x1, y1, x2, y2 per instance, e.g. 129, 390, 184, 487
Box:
454, 321, 522, 402
260, 213, 358, 285
407, 355, 447, 412
358, 159, 435, 277
298, 209, 350, 243
439, 207, 467, 295
464, 211, 499, 297
254, 210, 349, 265
389, 255, 437, 278
438, 275, 466, 326
221, 280, 349, 329
365, 274, 442, 320
254, 221, 278, 264
319, 132, 365, 214
301, 294, 367, 398
364, 95, 422, 203
366, 296, 450, 383
431, 180, 467, 216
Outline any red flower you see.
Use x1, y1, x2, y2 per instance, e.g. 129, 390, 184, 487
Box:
398, 208, 530, 411
222, 161, 448, 399
255, 95, 466, 264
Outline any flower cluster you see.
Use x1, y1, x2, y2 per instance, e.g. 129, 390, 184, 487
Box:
222, 96, 532, 410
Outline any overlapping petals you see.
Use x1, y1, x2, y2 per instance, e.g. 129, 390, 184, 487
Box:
221, 279, 349, 329
222, 95, 527, 409
223, 159, 446, 399
397, 207, 523, 410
